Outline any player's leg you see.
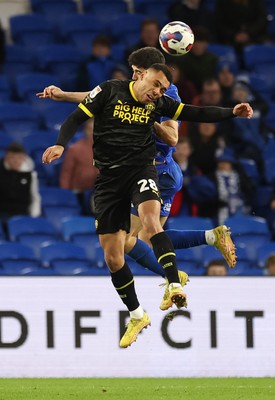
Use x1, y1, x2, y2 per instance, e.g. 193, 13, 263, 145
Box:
95, 169, 150, 348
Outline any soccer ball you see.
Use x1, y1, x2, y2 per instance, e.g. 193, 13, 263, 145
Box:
159, 21, 194, 56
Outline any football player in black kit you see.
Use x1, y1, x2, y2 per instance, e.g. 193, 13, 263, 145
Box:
42, 63, 253, 348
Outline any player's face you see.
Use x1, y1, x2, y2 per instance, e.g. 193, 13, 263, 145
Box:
135, 69, 169, 104
131, 65, 145, 81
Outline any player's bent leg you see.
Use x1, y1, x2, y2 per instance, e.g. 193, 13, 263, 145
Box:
212, 225, 237, 268
120, 312, 151, 348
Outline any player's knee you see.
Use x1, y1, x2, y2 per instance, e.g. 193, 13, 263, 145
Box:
104, 251, 124, 271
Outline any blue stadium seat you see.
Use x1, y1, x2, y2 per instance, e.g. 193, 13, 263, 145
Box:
0, 75, 11, 103
0, 103, 41, 138
62, 216, 96, 240
239, 158, 260, 185
175, 247, 204, 276
264, 102, 275, 131
249, 73, 272, 103
0, 132, 13, 154
256, 242, 275, 268
264, 158, 275, 186
208, 44, 238, 65
0, 242, 40, 271
10, 14, 55, 48
167, 216, 213, 231
7, 216, 58, 258
36, 45, 85, 90
110, 13, 146, 47
15, 73, 61, 104
3, 45, 36, 79
58, 14, 106, 55
23, 131, 58, 161
40, 242, 91, 274
225, 215, 271, 261
251, 185, 273, 219
132, 0, 170, 24
86, 59, 116, 88
83, 0, 128, 20
37, 102, 76, 131
243, 45, 275, 95
30, 0, 78, 22
40, 187, 81, 231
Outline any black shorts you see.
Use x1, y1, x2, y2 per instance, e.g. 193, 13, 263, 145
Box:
94, 165, 161, 234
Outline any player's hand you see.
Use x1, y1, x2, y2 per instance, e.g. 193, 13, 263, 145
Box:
36, 85, 65, 101
42, 145, 64, 164
233, 103, 253, 118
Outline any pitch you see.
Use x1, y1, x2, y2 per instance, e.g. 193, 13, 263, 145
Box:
0, 378, 274, 400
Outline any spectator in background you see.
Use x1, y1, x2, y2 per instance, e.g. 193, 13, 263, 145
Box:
265, 254, 275, 276
171, 137, 200, 216
0, 143, 41, 225
176, 26, 218, 91
77, 35, 116, 90
217, 61, 238, 104
126, 19, 162, 58
166, 60, 198, 105
168, 0, 215, 39
206, 259, 227, 276
215, 0, 268, 57
200, 147, 254, 224
193, 78, 223, 107
188, 121, 224, 175
60, 119, 99, 214
0, 20, 5, 72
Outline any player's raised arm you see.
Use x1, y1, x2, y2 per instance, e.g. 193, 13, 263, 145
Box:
36, 85, 89, 103
42, 107, 90, 164
175, 102, 253, 122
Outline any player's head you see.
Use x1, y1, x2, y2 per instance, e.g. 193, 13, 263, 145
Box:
133, 63, 172, 104
128, 47, 165, 81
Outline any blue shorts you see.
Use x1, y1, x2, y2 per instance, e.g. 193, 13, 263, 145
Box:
131, 159, 183, 217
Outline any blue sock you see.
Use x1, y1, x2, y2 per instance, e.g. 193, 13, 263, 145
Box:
127, 239, 165, 278
166, 229, 207, 249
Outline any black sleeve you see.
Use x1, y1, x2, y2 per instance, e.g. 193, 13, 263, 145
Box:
56, 107, 90, 147
178, 104, 235, 122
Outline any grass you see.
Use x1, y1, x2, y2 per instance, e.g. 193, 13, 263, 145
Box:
0, 378, 274, 400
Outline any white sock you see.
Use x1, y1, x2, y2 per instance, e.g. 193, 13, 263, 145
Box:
130, 306, 144, 319
205, 229, 215, 245
169, 282, 181, 290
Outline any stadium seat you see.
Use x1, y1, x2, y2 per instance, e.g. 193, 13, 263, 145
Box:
0, 131, 12, 154
167, 216, 213, 231
83, 0, 128, 20
110, 13, 146, 47
15, 73, 61, 104
208, 44, 238, 65
23, 131, 58, 161
86, 59, 116, 89
225, 215, 271, 261
264, 158, 275, 186
37, 102, 76, 131
36, 45, 85, 90
249, 73, 272, 103
243, 44, 275, 71
239, 158, 260, 185
7, 216, 58, 258
58, 14, 106, 55
174, 247, 204, 276
40, 242, 91, 274
125, 256, 156, 276
30, 0, 78, 22
0, 103, 41, 138
0, 75, 11, 103
256, 242, 275, 268
40, 187, 81, 231
3, 45, 36, 79
10, 14, 55, 48
62, 216, 96, 240
0, 242, 40, 271
251, 185, 273, 219
264, 102, 275, 131
232, 117, 264, 151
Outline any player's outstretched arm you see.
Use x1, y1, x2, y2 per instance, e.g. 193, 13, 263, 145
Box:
42, 107, 90, 164
36, 85, 89, 103
154, 120, 178, 147
177, 102, 253, 122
